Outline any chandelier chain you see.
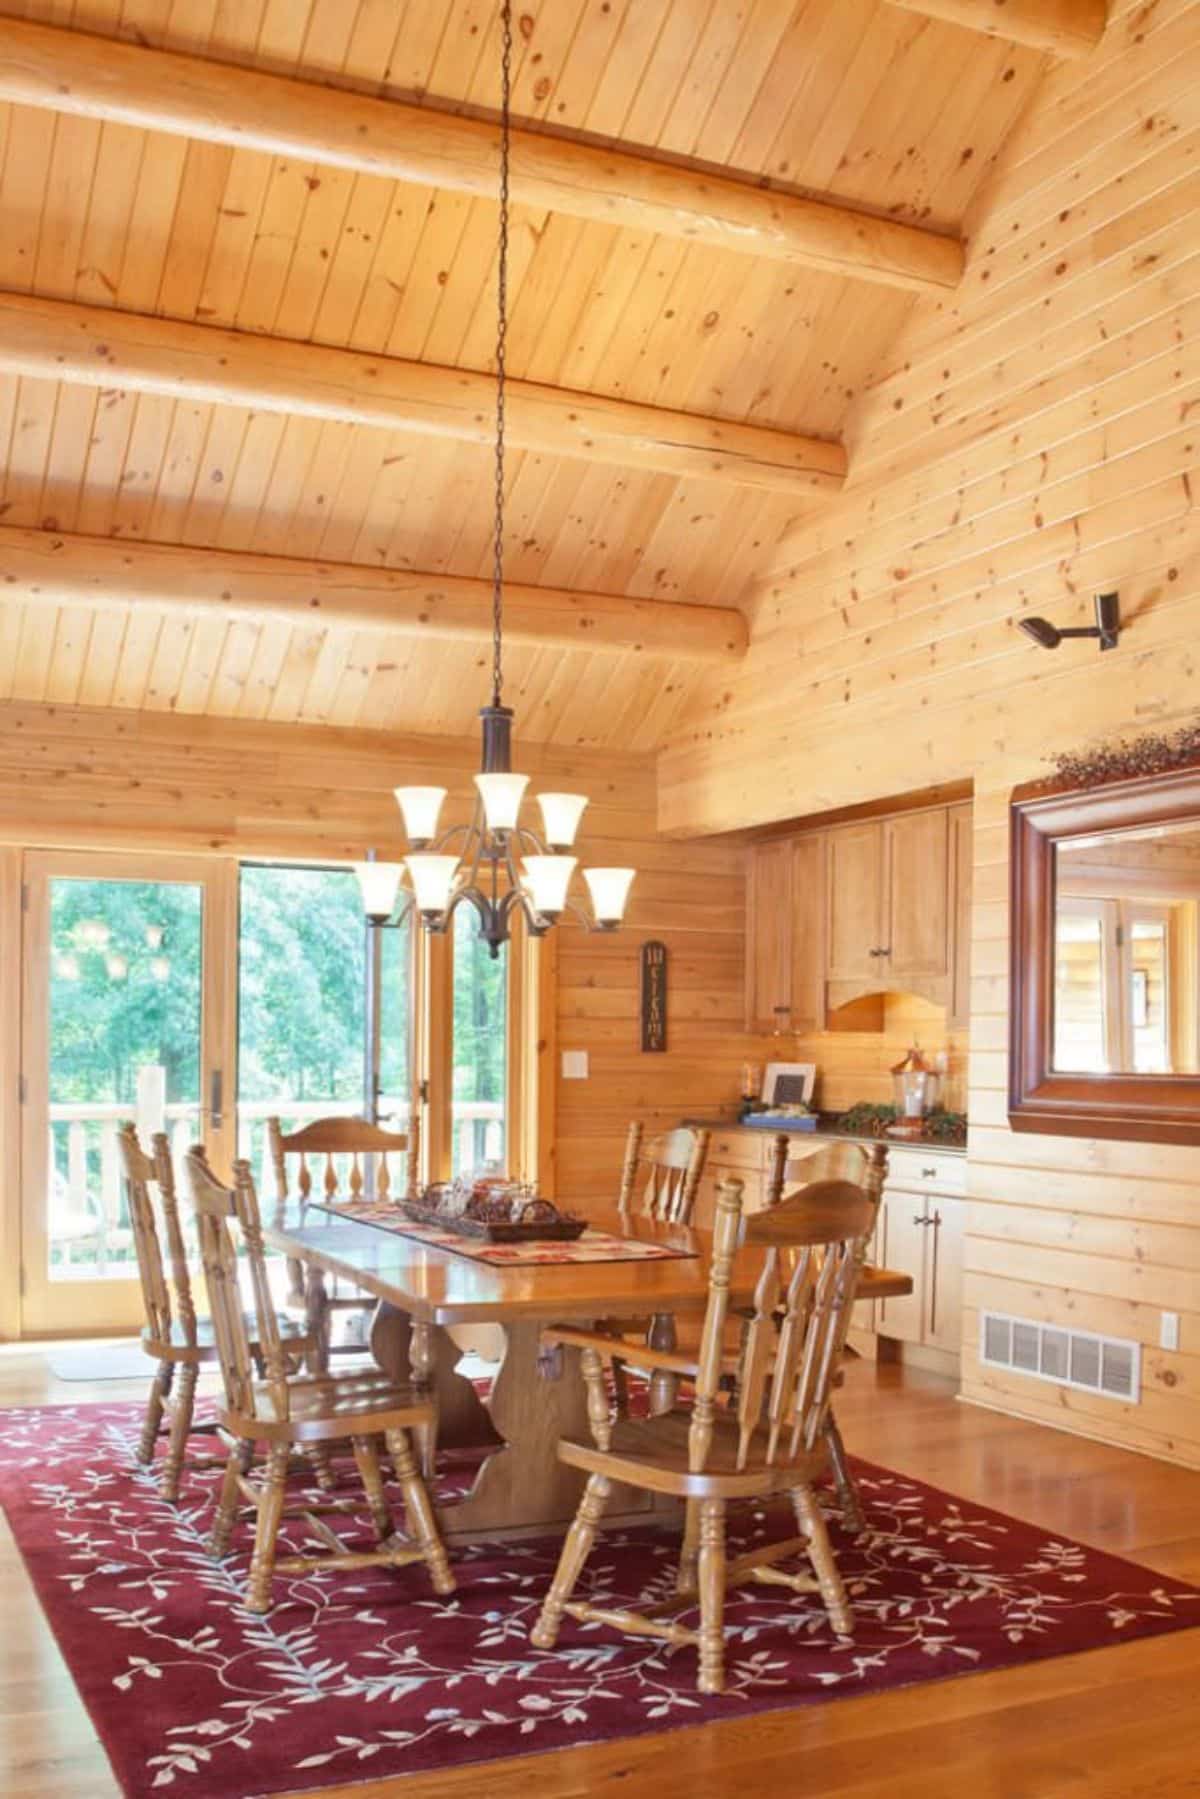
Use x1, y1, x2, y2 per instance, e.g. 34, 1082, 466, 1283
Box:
490, 0, 513, 709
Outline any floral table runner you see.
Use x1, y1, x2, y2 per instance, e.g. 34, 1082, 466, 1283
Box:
308, 1197, 696, 1265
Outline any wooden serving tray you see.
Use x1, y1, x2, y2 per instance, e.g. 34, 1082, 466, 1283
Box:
397, 1199, 587, 1244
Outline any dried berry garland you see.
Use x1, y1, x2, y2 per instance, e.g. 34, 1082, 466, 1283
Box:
1052, 722, 1200, 790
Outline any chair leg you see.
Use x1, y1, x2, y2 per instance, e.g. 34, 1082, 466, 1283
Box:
676, 1498, 701, 1595
387, 1428, 455, 1596
793, 1483, 853, 1639
825, 1411, 865, 1535
245, 1443, 290, 1615
159, 1361, 198, 1504
208, 1445, 244, 1560
696, 1497, 727, 1696
136, 1360, 172, 1465
530, 1472, 611, 1651
305, 1442, 338, 1492
351, 1434, 395, 1540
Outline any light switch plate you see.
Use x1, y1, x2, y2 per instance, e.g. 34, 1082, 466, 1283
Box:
1160, 1311, 1180, 1352
561, 1050, 589, 1080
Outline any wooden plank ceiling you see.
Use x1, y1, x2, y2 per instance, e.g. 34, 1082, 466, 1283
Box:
0, 0, 1044, 749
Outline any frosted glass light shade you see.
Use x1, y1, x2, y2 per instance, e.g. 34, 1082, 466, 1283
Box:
584, 866, 635, 925
474, 771, 529, 831
522, 855, 576, 917
537, 792, 588, 848
405, 853, 460, 915
393, 785, 446, 844
355, 859, 404, 920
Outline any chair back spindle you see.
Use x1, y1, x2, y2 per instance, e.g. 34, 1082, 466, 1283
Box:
618, 1123, 710, 1225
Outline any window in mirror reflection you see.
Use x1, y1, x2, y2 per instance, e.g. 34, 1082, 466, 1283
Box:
1053, 821, 1200, 1075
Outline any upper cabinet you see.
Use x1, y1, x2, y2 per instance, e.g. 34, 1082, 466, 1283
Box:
745, 833, 826, 1034
746, 801, 972, 1032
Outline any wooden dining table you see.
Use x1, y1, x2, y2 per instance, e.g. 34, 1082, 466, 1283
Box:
264, 1199, 913, 1542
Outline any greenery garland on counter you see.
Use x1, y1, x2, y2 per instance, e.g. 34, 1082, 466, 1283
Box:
830, 1103, 968, 1147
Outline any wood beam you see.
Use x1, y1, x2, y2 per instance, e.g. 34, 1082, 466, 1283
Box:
885, 0, 1106, 57
0, 18, 962, 296
0, 291, 845, 499
0, 525, 746, 663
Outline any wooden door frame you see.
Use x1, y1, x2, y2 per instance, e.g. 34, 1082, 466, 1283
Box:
18, 848, 238, 1337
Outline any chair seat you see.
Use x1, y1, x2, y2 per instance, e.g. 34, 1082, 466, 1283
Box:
219, 1370, 437, 1444
558, 1407, 825, 1499
142, 1313, 310, 1363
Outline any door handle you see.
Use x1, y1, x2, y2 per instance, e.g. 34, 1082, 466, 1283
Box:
209, 1069, 223, 1131
929, 1210, 941, 1334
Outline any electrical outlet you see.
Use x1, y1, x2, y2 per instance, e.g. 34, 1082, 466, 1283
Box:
1160, 1311, 1180, 1352
561, 1050, 588, 1080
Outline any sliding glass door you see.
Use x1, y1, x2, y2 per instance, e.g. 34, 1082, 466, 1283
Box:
20, 852, 236, 1334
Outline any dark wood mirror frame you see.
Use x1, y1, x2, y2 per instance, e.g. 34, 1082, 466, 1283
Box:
1010, 763, 1200, 1145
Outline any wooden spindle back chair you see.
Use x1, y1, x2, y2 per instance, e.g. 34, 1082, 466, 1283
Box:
185, 1145, 454, 1616
119, 1122, 217, 1500
268, 1113, 420, 1212
268, 1112, 419, 1367
618, 1122, 710, 1224
609, 1124, 710, 1415
533, 1166, 883, 1694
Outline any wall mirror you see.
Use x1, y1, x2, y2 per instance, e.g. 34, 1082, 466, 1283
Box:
1010, 765, 1200, 1143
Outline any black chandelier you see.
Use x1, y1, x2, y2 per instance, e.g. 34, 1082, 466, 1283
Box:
357, 1, 633, 958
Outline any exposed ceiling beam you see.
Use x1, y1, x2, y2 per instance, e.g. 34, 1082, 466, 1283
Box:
0, 291, 845, 499
0, 526, 747, 663
884, 0, 1106, 57
0, 18, 963, 296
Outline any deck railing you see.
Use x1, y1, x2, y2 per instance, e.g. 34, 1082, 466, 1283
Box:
46, 1095, 505, 1273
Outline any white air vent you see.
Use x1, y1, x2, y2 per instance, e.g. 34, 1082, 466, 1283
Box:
980, 1311, 1140, 1402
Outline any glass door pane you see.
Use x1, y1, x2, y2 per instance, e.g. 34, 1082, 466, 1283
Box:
378, 913, 413, 1132
236, 864, 368, 1191
20, 852, 232, 1335
451, 907, 508, 1177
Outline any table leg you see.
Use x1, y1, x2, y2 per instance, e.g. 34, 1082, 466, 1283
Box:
304, 1266, 331, 1375
647, 1311, 679, 1416
369, 1303, 503, 1457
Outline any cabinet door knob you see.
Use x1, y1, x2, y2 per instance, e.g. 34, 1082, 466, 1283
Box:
912, 1212, 927, 1226
921, 1167, 937, 1178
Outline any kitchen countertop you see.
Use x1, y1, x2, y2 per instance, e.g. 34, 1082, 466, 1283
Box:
682, 1115, 968, 1156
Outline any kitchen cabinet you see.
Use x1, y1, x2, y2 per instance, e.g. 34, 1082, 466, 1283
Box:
826, 809, 949, 1006
825, 823, 884, 983
745, 799, 970, 1032
874, 1147, 966, 1361
885, 809, 949, 986
744, 833, 825, 1033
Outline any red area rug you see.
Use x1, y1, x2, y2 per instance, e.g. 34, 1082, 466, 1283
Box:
1, 1400, 1197, 1798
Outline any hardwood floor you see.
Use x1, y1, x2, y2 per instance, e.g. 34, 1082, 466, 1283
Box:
1, 1342, 1198, 1798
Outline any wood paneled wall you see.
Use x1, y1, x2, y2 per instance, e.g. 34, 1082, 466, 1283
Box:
0, 699, 754, 1322
658, 0, 1200, 1469
795, 993, 968, 1116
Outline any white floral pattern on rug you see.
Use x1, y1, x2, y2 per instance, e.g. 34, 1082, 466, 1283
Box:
0, 1402, 1196, 1798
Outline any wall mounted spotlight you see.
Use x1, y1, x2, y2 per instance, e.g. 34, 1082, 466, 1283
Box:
1019, 591, 1120, 652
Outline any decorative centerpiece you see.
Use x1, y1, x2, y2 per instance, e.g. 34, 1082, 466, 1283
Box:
400, 1175, 587, 1243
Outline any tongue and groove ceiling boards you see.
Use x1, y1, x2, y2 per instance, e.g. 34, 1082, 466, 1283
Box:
659, 0, 1200, 838
0, 0, 1049, 748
